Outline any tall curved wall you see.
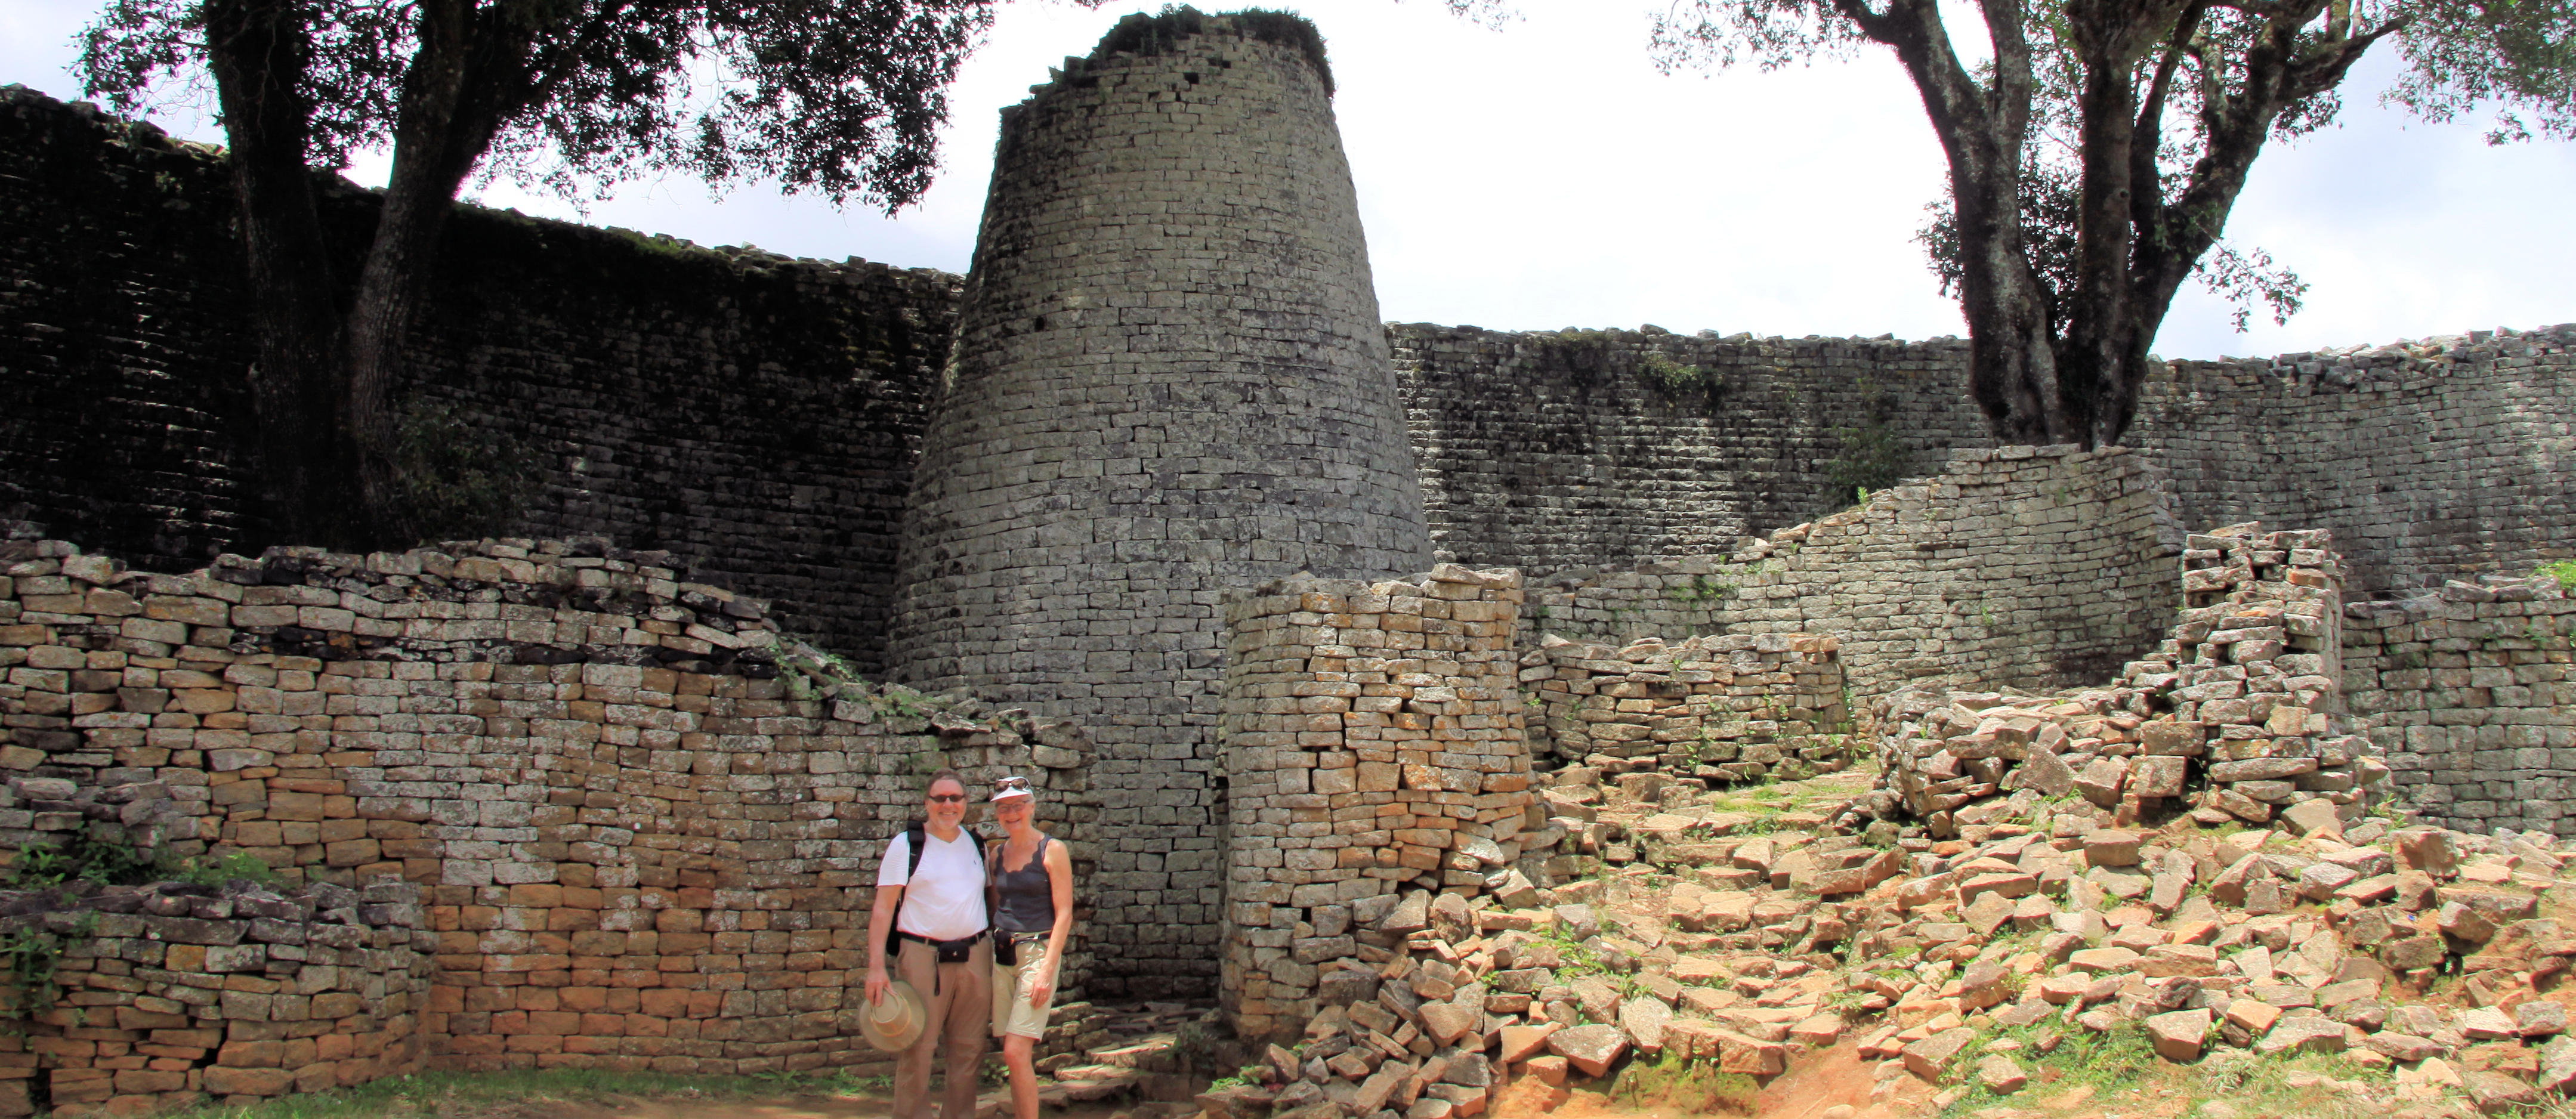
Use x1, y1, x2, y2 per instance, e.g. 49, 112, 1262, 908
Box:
884, 17, 1432, 996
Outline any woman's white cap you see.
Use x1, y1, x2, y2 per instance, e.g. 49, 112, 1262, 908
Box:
991, 775, 1034, 802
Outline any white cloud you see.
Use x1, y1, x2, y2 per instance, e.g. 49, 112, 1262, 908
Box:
7, 0, 2568, 358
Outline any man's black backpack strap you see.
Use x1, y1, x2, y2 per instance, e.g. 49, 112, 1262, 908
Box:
884, 824, 926, 959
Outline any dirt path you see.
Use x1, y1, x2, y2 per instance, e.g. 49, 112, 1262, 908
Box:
401, 1087, 1150, 1119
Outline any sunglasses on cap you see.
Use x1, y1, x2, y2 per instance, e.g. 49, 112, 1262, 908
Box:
991, 775, 1034, 802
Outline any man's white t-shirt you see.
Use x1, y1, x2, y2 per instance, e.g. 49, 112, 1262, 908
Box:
878, 827, 989, 941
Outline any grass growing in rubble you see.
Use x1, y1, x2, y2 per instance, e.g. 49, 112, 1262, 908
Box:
1930, 1019, 2160, 1117
1610, 1050, 1761, 1114
158, 1067, 901, 1119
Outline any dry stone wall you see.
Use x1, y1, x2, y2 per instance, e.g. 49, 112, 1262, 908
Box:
0, 532, 1094, 1084
1389, 325, 1988, 572
1389, 321, 2576, 598
2345, 575, 2576, 836
0, 86, 956, 672
1218, 565, 1537, 1041
2132, 324, 2576, 592
1524, 633, 1852, 783
0, 879, 430, 1118
887, 16, 1432, 999
1526, 446, 2181, 698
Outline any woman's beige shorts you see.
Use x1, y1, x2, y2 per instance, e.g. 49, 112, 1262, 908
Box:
992, 934, 1056, 1040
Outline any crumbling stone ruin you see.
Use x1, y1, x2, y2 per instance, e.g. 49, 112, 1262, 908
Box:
0, 5, 2572, 1117
0, 531, 1101, 1113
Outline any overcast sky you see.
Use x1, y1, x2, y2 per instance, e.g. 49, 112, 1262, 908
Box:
7, 0, 2570, 360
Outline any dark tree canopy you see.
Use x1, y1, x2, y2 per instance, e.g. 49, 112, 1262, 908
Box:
76, 0, 1002, 549
1653, 0, 2574, 447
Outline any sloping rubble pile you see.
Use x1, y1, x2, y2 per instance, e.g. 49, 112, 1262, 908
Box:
1210, 768, 1883, 1119
1234, 762, 2576, 1119
1859, 524, 2390, 839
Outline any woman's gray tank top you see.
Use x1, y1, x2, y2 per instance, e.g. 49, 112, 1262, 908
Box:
992, 834, 1057, 933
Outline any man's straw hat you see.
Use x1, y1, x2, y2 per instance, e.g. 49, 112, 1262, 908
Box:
861, 979, 929, 1052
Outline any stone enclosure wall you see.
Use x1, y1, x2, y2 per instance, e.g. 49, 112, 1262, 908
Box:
1524, 446, 2181, 698
1218, 565, 1537, 1040
12, 76, 2571, 663
0, 879, 430, 1117
2136, 327, 2576, 592
0, 533, 1095, 1095
1524, 633, 1852, 783
0, 86, 956, 672
1388, 325, 1989, 571
2345, 575, 2576, 836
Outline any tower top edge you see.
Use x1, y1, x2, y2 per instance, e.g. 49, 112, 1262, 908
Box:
1039, 7, 1335, 96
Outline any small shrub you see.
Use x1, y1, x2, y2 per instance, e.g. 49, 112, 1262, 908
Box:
1823, 416, 1908, 509
1, 833, 156, 888
169, 850, 285, 889
1641, 352, 1721, 404
393, 394, 538, 543
0, 925, 70, 1020
2537, 560, 2576, 592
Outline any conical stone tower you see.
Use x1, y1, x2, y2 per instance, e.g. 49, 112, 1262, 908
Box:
887, 11, 1432, 997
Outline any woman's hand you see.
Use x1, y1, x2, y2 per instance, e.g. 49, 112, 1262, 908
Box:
866, 966, 890, 1006
1026, 963, 1055, 1009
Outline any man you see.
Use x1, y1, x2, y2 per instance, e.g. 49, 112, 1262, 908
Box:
866, 770, 992, 1119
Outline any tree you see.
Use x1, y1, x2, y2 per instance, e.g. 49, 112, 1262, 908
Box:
1652, 0, 2575, 447
77, 0, 1002, 548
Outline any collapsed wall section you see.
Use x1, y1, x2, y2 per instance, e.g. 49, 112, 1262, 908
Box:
1218, 565, 1535, 1041
888, 16, 1431, 997
1526, 446, 2180, 698
0, 86, 957, 672
0, 534, 1095, 1083
1862, 524, 2391, 837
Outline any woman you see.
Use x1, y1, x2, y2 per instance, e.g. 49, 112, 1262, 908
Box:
987, 774, 1076, 1119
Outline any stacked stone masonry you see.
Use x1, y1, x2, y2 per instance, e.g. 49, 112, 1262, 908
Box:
1525, 446, 2181, 697
0, 85, 957, 672
9, 75, 2570, 667
1388, 324, 1989, 572
2138, 327, 2576, 592
2345, 576, 2576, 836
1218, 565, 1537, 1041
1524, 632, 1852, 784
0, 879, 430, 1117
0, 533, 1096, 1090
887, 17, 1432, 997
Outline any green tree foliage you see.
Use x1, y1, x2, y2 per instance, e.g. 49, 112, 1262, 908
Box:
1653, 0, 2574, 448
76, 0, 1006, 549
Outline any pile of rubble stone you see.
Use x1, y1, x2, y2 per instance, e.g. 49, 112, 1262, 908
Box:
1860, 524, 2389, 840
1219, 758, 2576, 1119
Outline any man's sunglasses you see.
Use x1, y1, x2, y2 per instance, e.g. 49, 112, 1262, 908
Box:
928, 794, 968, 804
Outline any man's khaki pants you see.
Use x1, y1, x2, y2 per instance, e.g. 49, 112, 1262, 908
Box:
893, 936, 993, 1119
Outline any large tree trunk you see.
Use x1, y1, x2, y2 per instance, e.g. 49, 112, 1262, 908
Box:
342, 0, 501, 546
200, 0, 361, 548
1858, 0, 2070, 445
